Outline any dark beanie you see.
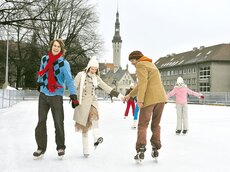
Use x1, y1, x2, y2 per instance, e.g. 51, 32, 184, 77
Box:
128, 50, 144, 60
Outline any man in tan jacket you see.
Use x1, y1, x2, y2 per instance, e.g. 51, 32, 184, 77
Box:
124, 50, 167, 162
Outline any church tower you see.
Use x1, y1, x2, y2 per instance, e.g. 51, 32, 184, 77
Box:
112, 9, 122, 71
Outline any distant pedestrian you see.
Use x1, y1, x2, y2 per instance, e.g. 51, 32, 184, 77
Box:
123, 83, 135, 119
167, 76, 204, 135
109, 93, 114, 103
131, 98, 139, 129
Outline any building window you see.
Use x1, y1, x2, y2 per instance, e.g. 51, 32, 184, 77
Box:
200, 66, 210, 79
179, 70, 182, 74
200, 83, 210, 92
193, 68, 196, 73
167, 71, 170, 76
192, 78, 196, 85
183, 69, 187, 74
175, 70, 178, 75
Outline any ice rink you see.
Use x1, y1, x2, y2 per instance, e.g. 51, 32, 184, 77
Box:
0, 100, 230, 172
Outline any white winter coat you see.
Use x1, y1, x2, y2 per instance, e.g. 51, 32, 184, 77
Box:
73, 71, 113, 126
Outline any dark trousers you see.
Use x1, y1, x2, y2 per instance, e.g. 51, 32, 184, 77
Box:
136, 103, 165, 151
35, 93, 66, 151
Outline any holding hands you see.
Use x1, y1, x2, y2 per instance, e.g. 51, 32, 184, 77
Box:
70, 94, 79, 108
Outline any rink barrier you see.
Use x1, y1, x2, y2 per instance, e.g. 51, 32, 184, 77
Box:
0, 89, 230, 109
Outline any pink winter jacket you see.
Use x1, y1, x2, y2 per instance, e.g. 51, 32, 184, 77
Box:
167, 85, 202, 104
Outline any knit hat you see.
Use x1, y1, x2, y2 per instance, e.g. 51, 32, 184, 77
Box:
86, 57, 99, 70
177, 77, 184, 84
128, 50, 144, 61
130, 83, 134, 88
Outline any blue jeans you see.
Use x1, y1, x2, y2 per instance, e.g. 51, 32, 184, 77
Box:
134, 103, 139, 120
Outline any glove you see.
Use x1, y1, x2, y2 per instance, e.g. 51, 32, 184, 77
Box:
200, 95, 204, 99
37, 82, 44, 92
118, 93, 124, 101
70, 95, 79, 108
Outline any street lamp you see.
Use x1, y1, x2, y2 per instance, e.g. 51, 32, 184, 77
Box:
3, 25, 10, 89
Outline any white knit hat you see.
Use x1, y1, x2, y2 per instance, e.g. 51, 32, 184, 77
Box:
177, 77, 184, 84
86, 57, 99, 70
130, 83, 134, 88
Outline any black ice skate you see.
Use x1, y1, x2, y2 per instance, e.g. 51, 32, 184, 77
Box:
57, 149, 65, 159
83, 153, 90, 158
94, 137, 103, 149
33, 149, 45, 159
182, 130, 187, 134
176, 130, 181, 135
134, 145, 146, 164
151, 146, 159, 162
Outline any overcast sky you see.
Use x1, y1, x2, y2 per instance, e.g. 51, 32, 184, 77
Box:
92, 0, 230, 71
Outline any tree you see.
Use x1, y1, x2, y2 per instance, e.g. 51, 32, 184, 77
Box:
0, 0, 52, 28
31, 0, 103, 75
0, 0, 103, 88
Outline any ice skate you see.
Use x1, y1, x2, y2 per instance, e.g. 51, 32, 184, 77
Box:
83, 153, 90, 158
33, 149, 45, 160
57, 149, 65, 159
94, 137, 103, 149
151, 146, 159, 162
134, 145, 146, 164
182, 130, 188, 135
176, 130, 181, 135
131, 120, 137, 129
82, 132, 90, 158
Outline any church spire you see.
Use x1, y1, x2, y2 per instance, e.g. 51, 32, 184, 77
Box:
112, 10, 122, 43
112, 5, 122, 71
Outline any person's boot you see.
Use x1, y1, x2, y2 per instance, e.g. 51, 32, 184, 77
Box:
134, 145, 146, 163
33, 149, 45, 159
182, 130, 188, 134
176, 130, 181, 135
82, 133, 89, 158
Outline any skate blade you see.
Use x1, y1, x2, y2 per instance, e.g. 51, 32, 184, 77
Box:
33, 154, 44, 160
58, 155, 64, 160
154, 157, 158, 163
84, 154, 90, 158
135, 159, 143, 164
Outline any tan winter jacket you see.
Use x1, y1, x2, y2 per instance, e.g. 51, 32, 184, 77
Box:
129, 61, 167, 108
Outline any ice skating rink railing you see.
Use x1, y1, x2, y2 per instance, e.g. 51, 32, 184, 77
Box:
0, 89, 24, 109
1, 89, 230, 109
0, 89, 71, 109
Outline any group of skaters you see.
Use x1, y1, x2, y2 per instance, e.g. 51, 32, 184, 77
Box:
124, 76, 204, 135
33, 39, 204, 163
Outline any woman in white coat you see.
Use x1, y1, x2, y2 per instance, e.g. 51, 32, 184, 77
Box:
73, 57, 123, 157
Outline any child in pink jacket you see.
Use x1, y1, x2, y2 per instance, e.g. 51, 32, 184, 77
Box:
167, 77, 204, 135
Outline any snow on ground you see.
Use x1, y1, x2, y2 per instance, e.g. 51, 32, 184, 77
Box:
0, 100, 230, 172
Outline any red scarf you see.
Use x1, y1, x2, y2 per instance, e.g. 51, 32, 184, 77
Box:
38, 51, 63, 92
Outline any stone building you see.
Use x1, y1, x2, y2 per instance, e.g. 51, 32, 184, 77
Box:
155, 43, 230, 93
